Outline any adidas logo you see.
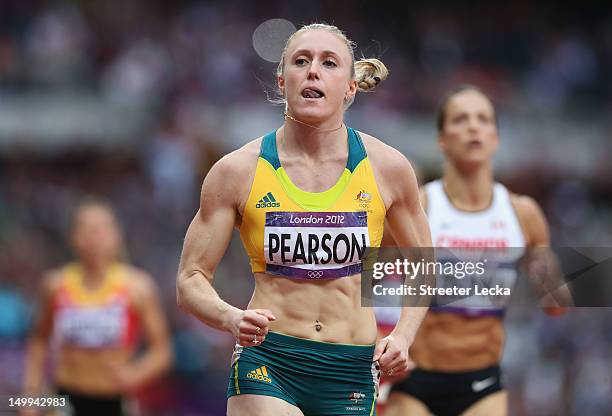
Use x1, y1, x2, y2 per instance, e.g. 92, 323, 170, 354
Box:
246, 366, 272, 383
256, 192, 280, 208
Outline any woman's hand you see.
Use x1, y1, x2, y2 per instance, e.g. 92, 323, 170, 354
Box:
109, 363, 141, 393
230, 309, 276, 347
373, 333, 415, 377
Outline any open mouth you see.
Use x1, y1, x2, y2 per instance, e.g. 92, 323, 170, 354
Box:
301, 88, 325, 99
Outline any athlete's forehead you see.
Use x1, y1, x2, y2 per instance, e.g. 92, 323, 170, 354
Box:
445, 90, 495, 116
73, 204, 117, 229
76, 204, 112, 219
291, 48, 342, 59
286, 30, 351, 63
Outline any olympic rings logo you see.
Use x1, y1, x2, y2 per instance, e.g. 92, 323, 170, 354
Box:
307, 270, 324, 278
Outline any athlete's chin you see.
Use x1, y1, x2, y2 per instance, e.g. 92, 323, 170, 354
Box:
290, 107, 335, 125
452, 155, 490, 170
79, 251, 115, 266
455, 151, 493, 165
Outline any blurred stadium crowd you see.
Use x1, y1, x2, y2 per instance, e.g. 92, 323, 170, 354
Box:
0, 1, 611, 415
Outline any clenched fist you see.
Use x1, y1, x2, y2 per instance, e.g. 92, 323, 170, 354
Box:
229, 309, 276, 347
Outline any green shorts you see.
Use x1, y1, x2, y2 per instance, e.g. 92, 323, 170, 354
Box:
227, 331, 379, 416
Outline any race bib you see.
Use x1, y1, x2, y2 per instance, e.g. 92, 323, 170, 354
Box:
56, 304, 125, 348
264, 211, 370, 279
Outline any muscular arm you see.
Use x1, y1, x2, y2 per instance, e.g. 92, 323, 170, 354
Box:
513, 195, 573, 310
176, 154, 246, 334
176, 143, 275, 344
365, 136, 433, 372
381, 152, 433, 343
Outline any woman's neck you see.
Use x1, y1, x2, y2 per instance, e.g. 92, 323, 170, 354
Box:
279, 113, 346, 161
79, 258, 114, 288
443, 162, 494, 211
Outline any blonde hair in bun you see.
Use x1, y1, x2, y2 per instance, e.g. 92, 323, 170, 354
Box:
276, 23, 388, 108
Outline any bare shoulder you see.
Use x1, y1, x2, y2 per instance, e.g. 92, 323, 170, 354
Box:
358, 131, 412, 174
122, 264, 161, 304
200, 137, 263, 213
357, 131, 418, 209
209, 137, 262, 179
40, 268, 65, 296
510, 193, 549, 246
511, 193, 545, 221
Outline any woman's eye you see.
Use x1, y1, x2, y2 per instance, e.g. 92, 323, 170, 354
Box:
479, 114, 491, 124
453, 114, 467, 124
324, 60, 337, 67
295, 58, 308, 65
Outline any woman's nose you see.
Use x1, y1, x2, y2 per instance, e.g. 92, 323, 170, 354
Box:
307, 62, 320, 80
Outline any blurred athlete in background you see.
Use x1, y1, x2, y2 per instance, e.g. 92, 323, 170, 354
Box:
381, 85, 570, 416
23, 199, 173, 416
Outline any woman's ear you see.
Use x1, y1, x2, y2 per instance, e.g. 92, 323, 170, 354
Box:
278, 75, 285, 96
344, 79, 358, 103
438, 134, 447, 154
